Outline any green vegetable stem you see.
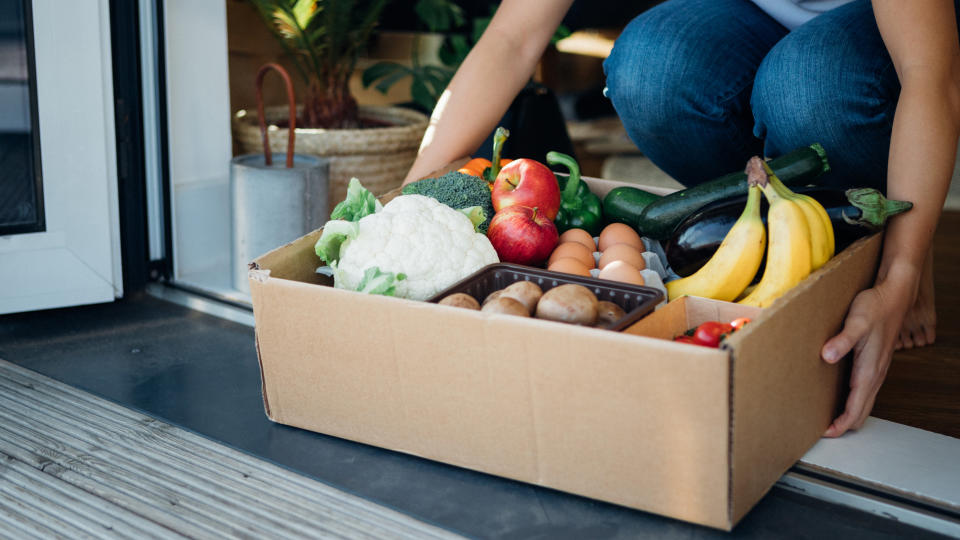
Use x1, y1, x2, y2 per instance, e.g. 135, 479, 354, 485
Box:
547, 151, 603, 236
484, 127, 510, 183
843, 188, 913, 228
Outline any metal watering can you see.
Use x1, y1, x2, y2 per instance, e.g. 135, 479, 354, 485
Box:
231, 63, 329, 294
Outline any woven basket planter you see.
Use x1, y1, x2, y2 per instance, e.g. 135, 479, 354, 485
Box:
233, 105, 428, 213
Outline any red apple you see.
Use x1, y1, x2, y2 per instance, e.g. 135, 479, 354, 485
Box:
487, 206, 559, 266
491, 159, 561, 220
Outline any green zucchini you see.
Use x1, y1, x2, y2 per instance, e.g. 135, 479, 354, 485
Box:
636, 143, 830, 239
602, 186, 663, 225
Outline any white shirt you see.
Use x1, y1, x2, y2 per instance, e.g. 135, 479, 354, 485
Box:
751, 0, 855, 29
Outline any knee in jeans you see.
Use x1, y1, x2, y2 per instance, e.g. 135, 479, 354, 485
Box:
752, 44, 840, 151
604, 47, 688, 137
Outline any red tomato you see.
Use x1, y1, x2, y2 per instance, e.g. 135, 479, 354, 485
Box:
692, 321, 734, 348
730, 317, 751, 330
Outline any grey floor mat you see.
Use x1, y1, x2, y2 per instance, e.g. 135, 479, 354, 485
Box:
0, 359, 460, 539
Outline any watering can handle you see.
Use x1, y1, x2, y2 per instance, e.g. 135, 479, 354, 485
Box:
255, 63, 296, 168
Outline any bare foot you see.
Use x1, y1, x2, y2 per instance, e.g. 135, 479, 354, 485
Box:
895, 247, 936, 350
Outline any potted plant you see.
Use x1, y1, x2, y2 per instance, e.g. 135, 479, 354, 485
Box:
361, 0, 468, 113
362, 1, 573, 160
233, 0, 429, 211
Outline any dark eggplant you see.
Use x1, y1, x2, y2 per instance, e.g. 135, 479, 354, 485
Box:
664, 188, 912, 277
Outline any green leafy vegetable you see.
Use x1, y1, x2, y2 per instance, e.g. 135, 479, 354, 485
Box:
331, 177, 382, 222
355, 266, 406, 296
314, 219, 359, 264
401, 171, 494, 232
458, 206, 486, 233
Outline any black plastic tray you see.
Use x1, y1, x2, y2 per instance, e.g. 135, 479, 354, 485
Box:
427, 263, 664, 331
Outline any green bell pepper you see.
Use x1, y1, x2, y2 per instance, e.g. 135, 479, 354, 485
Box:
547, 151, 603, 236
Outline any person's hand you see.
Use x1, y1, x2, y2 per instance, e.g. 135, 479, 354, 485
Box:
819, 274, 915, 437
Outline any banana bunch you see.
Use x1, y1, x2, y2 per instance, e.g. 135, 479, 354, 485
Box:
666, 182, 766, 302
738, 158, 834, 307
666, 156, 834, 307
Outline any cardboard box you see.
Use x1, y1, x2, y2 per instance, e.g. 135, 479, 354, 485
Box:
625, 296, 761, 341
248, 177, 882, 530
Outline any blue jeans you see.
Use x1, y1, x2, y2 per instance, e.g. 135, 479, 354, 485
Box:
603, 0, 948, 191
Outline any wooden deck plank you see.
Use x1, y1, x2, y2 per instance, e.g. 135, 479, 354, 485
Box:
0, 458, 144, 540
0, 364, 417, 533
0, 359, 460, 539
0, 487, 68, 539
0, 452, 181, 539
0, 417, 236, 538
874, 210, 960, 438
0, 364, 449, 537
0, 396, 331, 538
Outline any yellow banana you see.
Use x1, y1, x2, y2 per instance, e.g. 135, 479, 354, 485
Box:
734, 283, 757, 302
796, 192, 834, 261
739, 158, 812, 308
666, 185, 766, 302
762, 161, 833, 270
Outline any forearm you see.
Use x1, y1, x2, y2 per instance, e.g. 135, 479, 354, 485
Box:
871, 0, 960, 292
877, 73, 960, 291
403, 32, 540, 183
403, 0, 574, 185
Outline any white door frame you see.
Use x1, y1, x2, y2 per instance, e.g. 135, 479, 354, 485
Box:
0, 0, 122, 314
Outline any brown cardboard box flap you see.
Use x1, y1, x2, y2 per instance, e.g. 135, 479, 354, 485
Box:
727, 234, 882, 523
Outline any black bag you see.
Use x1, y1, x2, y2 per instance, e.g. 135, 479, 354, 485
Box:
475, 82, 577, 168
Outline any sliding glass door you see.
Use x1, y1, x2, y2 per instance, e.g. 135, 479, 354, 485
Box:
0, 0, 122, 314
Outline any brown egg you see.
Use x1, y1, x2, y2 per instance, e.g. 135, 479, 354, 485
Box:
547, 257, 592, 277
598, 223, 644, 252
598, 243, 647, 271
558, 228, 596, 252
598, 260, 646, 285
547, 241, 596, 269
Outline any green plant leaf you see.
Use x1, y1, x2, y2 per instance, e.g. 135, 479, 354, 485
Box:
360, 61, 413, 95
438, 34, 469, 67
361, 61, 403, 87
247, 0, 390, 122
374, 67, 413, 95
291, 0, 319, 28
418, 68, 446, 95
423, 64, 453, 82
414, 0, 465, 32
471, 15, 492, 44
308, 25, 327, 45
411, 78, 435, 112
550, 24, 572, 45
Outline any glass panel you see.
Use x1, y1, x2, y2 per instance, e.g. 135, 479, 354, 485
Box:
0, 0, 43, 235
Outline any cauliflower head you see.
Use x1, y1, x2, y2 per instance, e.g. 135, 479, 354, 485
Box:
316, 185, 498, 301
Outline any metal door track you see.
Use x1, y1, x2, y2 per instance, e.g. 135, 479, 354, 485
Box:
0, 359, 460, 539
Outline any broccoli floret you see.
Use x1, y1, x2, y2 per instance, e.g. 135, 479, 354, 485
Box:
401, 171, 495, 233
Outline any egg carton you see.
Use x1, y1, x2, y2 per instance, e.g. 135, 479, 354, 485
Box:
585, 244, 669, 303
